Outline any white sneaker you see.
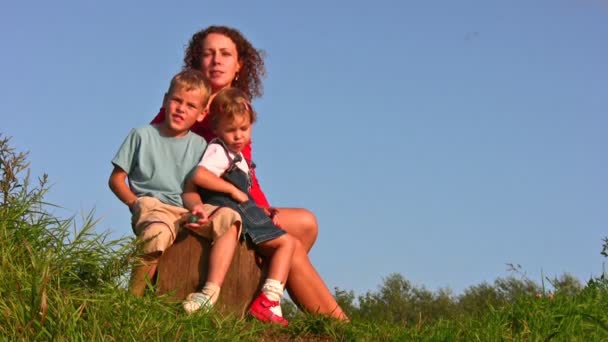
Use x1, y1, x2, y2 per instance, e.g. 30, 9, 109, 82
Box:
182, 292, 213, 314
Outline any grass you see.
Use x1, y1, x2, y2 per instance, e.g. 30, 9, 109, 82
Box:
1, 134, 606, 341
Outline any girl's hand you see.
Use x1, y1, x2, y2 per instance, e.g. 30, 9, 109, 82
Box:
230, 188, 249, 203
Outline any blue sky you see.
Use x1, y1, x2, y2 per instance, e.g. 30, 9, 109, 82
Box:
2, 1, 606, 296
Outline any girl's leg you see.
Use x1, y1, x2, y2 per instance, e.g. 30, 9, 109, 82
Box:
256, 234, 296, 283
272, 207, 318, 252
249, 234, 296, 325
286, 240, 349, 321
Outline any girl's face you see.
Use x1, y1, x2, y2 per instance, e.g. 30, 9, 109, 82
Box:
201, 33, 242, 93
215, 113, 252, 154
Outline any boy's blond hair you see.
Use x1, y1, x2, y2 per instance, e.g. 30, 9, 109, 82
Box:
167, 69, 212, 109
208, 88, 257, 130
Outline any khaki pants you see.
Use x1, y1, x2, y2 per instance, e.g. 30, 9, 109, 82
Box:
131, 196, 241, 254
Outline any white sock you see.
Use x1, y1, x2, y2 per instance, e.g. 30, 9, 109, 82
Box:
201, 282, 221, 305
262, 279, 284, 317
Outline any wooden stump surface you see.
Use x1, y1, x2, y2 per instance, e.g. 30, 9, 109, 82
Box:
156, 229, 267, 317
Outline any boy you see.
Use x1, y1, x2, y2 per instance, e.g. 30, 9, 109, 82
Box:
109, 70, 241, 308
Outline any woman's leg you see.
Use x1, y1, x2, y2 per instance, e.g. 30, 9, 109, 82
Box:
273, 207, 318, 252
285, 240, 349, 321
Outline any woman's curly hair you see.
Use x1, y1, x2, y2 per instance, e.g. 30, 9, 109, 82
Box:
183, 26, 266, 99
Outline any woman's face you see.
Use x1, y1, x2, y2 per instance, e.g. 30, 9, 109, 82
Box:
201, 33, 242, 93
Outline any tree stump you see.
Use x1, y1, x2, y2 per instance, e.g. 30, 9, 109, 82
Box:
156, 229, 267, 317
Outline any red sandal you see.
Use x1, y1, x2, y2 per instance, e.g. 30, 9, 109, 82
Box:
248, 292, 288, 326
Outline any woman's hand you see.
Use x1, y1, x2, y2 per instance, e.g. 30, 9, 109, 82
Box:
262, 206, 281, 227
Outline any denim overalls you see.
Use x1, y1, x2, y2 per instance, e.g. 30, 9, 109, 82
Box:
199, 140, 285, 245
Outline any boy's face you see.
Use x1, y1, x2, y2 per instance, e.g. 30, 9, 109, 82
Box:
215, 113, 252, 154
161, 87, 207, 137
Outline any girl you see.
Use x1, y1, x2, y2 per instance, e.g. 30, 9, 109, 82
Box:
184, 88, 295, 325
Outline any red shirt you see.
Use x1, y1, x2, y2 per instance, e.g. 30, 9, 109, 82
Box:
151, 109, 270, 207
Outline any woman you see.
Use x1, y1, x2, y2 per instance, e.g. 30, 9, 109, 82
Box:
152, 26, 347, 320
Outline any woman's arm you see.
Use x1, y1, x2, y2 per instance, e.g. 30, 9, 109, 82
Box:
242, 143, 271, 207
150, 108, 165, 124
242, 142, 279, 224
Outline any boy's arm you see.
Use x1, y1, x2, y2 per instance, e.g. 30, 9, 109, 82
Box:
182, 178, 210, 229
108, 166, 138, 211
182, 177, 205, 211
191, 166, 248, 203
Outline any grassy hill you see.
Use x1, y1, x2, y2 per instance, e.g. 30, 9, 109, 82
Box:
2, 135, 607, 341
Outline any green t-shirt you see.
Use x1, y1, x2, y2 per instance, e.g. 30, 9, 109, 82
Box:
111, 124, 207, 207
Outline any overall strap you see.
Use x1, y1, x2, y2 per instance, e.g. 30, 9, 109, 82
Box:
209, 138, 242, 172
210, 138, 257, 170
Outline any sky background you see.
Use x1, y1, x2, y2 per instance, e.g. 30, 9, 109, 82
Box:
1, 1, 606, 296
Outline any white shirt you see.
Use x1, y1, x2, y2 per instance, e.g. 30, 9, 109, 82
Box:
199, 142, 249, 176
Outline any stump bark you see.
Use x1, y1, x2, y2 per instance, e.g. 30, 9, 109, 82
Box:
156, 229, 267, 317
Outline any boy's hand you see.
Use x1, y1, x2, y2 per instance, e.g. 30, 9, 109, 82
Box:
184, 204, 210, 231
230, 188, 249, 203
126, 198, 138, 212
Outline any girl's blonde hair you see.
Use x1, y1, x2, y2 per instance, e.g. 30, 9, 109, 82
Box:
208, 88, 257, 129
